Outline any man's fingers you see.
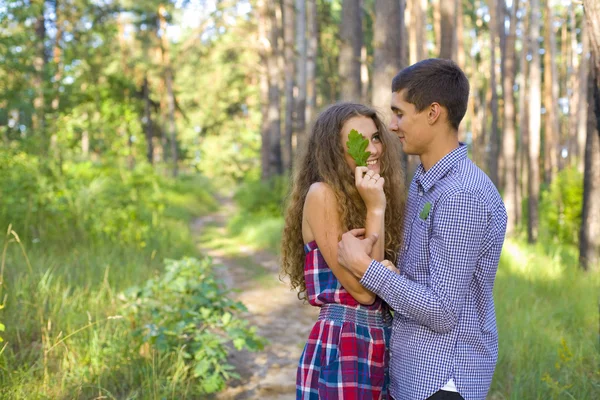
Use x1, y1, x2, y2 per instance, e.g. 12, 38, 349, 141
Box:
347, 228, 366, 238
366, 233, 379, 245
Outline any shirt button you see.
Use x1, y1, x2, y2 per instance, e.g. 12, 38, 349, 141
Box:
404, 244, 409, 250
418, 190, 423, 196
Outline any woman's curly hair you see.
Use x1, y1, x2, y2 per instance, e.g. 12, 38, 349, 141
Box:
280, 102, 407, 300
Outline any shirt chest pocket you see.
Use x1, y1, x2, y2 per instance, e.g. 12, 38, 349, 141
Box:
403, 217, 431, 281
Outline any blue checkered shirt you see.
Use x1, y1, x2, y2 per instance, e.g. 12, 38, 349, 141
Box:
360, 144, 507, 400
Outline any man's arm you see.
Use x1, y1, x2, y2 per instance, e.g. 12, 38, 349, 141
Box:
340, 191, 489, 334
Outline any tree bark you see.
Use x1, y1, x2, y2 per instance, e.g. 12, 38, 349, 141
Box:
283, 0, 295, 172
488, 0, 500, 187
158, 4, 178, 177
268, 1, 283, 175
543, 1, 559, 184
579, 0, 600, 270
258, 0, 272, 180
439, 1, 456, 60
295, 0, 307, 157
305, 0, 317, 128
372, 0, 404, 115
339, 0, 362, 101
502, 0, 519, 234
528, 0, 542, 243
32, 0, 47, 147
407, 0, 427, 64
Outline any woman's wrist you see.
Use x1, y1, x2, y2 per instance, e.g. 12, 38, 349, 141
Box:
366, 207, 385, 216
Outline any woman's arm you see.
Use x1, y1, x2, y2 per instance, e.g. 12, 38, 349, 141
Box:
303, 182, 376, 305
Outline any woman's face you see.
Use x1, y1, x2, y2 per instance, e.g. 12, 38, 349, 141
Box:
340, 116, 383, 175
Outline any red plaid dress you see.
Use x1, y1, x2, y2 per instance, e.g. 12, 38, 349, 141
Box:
296, 240, 392, 399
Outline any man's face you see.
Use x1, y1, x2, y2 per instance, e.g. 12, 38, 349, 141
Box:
388, 90, 434, 156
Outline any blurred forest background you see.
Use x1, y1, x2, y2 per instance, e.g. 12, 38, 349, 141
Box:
0, 0, 599, 398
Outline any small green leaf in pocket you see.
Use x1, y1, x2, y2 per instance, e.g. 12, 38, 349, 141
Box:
419, 202, 432, 220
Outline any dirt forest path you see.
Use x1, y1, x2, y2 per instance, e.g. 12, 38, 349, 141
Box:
193, 197, 318, 400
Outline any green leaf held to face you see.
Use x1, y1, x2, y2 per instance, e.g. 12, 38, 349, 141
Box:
346, 129, 371, 167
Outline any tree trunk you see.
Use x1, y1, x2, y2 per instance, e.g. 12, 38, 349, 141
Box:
439, 1, 456, 60
528, 0, 542, 243
577, 22, 590, 172
517, 7, 530, 227
339, 0, 362, 101
283, 0, 295, 172
305, 0, 317, 128
258, 0, 271, 180
142, 76, 154, 164
32, 0, 47, 146
372, 0, 404, 115
543, 1, 559, 184
580, 0, 600, 270
295, 0, 307, 158
488, 0, 500, 187
502, 0, 519, 234
407, 0, 427, 64
158, 4, 178, 177
268, 1, 283, 175
432, 0, 442, 56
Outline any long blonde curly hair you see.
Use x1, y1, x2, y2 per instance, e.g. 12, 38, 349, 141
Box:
281, 102, 407, 300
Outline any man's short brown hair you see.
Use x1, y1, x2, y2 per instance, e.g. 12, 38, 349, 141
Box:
391, 58, 469, 130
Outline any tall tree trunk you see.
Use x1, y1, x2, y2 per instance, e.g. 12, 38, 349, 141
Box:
407, 0, 427, 64
268, 1, 283, 175
502, 0, 519, 234
158, 4, 178, 177
439, 1, 456, 59
258, 0, 272, 180
372, 0, 404, 114
296, 0, 307, 157
432, 0, 442, 56
305, 0, 317, 128
33, 0, 47, 147
339, 0, 362, 101
50, 0, 63, 157
283, 0, 295, 172
517, 7, 530, 226
580, 0, 600, 270
577, 22, 590, 172
142, 76, 154, 164
488, 0, 500, 187
528, 0, 542, 243
456, 0, 465, 69
543, 1, 559, 184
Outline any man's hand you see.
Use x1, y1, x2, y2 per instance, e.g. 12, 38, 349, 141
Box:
337, 228, 378, 279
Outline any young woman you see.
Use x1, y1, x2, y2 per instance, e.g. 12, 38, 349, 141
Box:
281, 103, 406, 399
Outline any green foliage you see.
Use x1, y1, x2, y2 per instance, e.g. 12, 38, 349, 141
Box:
346, 129, 370, 167
539, 167, 583, 247
224, 176, 289, 254
492, 240, 600, 399
121, 257, 265, 394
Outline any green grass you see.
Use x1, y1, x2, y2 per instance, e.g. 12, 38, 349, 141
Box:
0, 172, 221, 399
491, 239, 599, 399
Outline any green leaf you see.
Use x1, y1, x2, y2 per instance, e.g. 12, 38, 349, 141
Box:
346, 129, 370, 167
420, 202, 432, 220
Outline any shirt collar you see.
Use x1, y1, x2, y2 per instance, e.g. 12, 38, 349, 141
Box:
415, 143, 468, 193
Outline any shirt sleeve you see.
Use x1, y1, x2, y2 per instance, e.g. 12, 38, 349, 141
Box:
360, 191, 489, 333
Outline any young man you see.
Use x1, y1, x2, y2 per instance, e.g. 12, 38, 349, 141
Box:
337, 59, 507, 400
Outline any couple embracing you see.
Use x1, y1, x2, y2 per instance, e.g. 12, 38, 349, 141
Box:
281, 59, 507, 400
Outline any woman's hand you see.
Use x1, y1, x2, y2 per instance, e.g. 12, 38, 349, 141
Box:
355, 166, 386, 212
380, 259, 399, 274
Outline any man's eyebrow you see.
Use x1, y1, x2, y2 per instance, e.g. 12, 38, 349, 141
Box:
391, 105, 403, 112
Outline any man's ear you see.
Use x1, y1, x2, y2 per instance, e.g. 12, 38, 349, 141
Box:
427, 102, 442, 125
